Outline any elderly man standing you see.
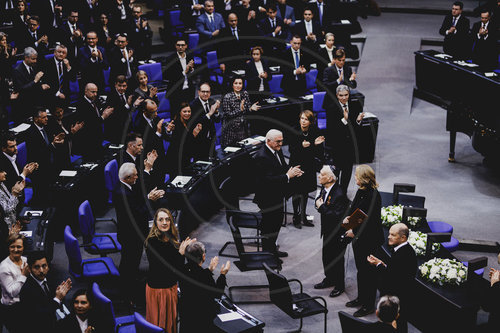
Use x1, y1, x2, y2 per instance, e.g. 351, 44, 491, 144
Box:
253, 129, 303, 257
368, 223, 417, 333
313, 165, 350, 297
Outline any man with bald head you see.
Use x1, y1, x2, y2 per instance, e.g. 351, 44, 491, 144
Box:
368, 223, 417, 333
78, 31, 109, 91
218, 13, 248, 79
253, 129, 303, 257
74, 83, 114, 160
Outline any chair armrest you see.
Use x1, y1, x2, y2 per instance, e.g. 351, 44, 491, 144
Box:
116, 321, 134, 333
80, 243, 100, 251
81, 259, 112, 275
294, 296, 328, 309
238, 235, 268, 240
92, 234, 120, 250
287, 278, 303, 294
95, 218, 117, 225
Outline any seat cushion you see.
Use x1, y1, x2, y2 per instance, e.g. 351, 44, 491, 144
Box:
90, 233, 122, 252
239, 253, 280, 271
290, 293, 328, 319
116, 315, 135, 333
82, 257, 120, 277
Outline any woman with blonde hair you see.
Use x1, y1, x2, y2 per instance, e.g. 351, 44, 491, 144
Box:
144, 208, 193, 332
342, 164, 384, 317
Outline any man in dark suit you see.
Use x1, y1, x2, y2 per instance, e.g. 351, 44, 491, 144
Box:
276, 0, 295, 39
73, 83, 114, 161
77, 0, 101, 28
20, 252, 72, 332
42, 45, 75, 108
181, 0, 205, 28
324, 85, 364, 194
280, 35, 310, 98
483, 266, 500, 332
129, 4, 153, 61
368, 223, 417, 333
316, 32, 337, 89
108, 0, 132, 33
322, 48, 356, 104
25, 109, 65, 205
313, 165, 350, 297
180, 241, 230, 332
253, 129, 303, 257
29, 0, 63, 31
17, 16, 51, 56
113, 162, 163, 306
104, 75, 133, 143
77, 31, 109, 92
234, 0, 259, 34
310, 0, 332, 30
372, 295, 400, 333
12, 47, 50, 122
190, 82, 221, 160
439, 1, 471, 59
471, 10, 498, 70
258, 3, 287, 56
164, 37, 196, 115
217, 13, 248, 82
109, 33, 137, 85
294, 8, 323, 51
196, 0, 226, 44
57, 10, 85, 64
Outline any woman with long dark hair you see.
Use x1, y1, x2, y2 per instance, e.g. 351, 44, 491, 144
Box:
56, 289, 102, 332
144, 208, 193, 333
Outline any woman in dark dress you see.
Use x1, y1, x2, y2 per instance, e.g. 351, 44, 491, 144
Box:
133, 70, 159, 105
165, 102, 202, 176
144, 208, 193, 333
343, 164, 384, 317
220, 76, 260, 147
95, 13, 115, 52
56, 289, 104, 332
288, 110, 325, 228
244, 46, 272, 102
0, 32, 16, 130
12, 0, 29, 38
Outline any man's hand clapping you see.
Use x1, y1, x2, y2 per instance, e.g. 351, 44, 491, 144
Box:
287, 165, 303, 179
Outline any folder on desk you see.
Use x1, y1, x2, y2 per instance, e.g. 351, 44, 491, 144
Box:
342, 208, 367, 230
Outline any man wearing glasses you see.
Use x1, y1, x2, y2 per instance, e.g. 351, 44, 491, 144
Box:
164, 37, 196, 115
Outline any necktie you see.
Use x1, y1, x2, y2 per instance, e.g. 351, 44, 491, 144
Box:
452, 17, 456, 27
319, 3, 323, 24
204, 102, 210, 114
32, 31, 37, 40
28, 66, 33, 76
338, 68, 342, 80
274, 151, 282, 165
294, 51, 300, 69
40, 128, 49, 145
320, 187, 326, 201
209, 15, 214, 29
42, 281, 50, 296
343, 104, 348, 113
58, 61, 64, 90
92, 102, 100, 117
121, 94, 127, 105
232, 28, 238, 40
0, 184, 10, 198
271, 19, 275, 29
123, 49, 132, 78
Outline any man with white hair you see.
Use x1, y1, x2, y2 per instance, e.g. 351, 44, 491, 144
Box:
253, 129, 303, 257
313, 165, 349, 298
113, 162, 164, 307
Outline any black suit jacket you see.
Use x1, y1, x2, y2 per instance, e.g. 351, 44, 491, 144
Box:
0, 153, 23, 191
322, 65, 357, 105
46, 116, 72, 171
109, 46, 138, 82
316, 46, 336, 88
318, 182, 349, 237
280, 47, 310, 96
77, 45, 109, 89
217, 26, 248, 68
57, 21, 86, 62
104, 88, 132, 143
12, 62, 45, 119
190, 97, 220, 160
245, 59, 273, 93
56, 312, 104, 333
310, 1, 333, 28
471, 21, 498, 69
258, 16, 287, 48
376, 243, 417, 303
25, 124, 56, 180
19, 275, 61, 332
29, 0, 63, 31
163, 52, 195, 95
16, 26, 51, 55
42, 57, 75, 102
253, 145, 290, 208
439, 14, 471, 58
294, 20, 323, 50
73, 98, 105, 161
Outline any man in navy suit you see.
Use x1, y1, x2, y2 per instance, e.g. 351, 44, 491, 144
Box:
17, 16, 51, 56
439, 1, 471, 59
310, 0, 332, 29
294, 8, 323, 51
258, 4, 287, 56
41, 45, 75, 107
368, 223, 417, 333
109, 33, 137, 85
20, 252, 72, 332
196, 0, 225, 44
276, 0, 295, 39
322, 48, 357, 105
57, 10, 85, 64
280, 35, 310, 97
77, 31, 109, 92
253, 129, 303, 257
471, 10, 498, 70
29, 0, 63, 33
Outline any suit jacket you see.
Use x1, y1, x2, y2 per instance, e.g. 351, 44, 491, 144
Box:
46, 116, 72, 171
276, 4, 296, 27
294, 20, 323, 50
196, 12, 226, 40
16, 26, 51, 55
12, 62, 46, 119
316, 46, 336, 88
483, 281, 500, 330
109, 46, 138, 82
29, 0, 63, 31
439, 14, 471, 58
322, 65, 357, 105
217, 26, 248, 68
0, 153, 23, 191
42, 57, 75, 102
317, 182, 349, 237
165, 117, 201, 175
73, 97, 105, 161
25, 124, 56, 180
258, 16, 286, 39
471, 20, 498, 69
56, 312, 105, 333
163, 52, 195, 95
19, 275, 61, 332
107, 0, 132, 33
234, 4, 259, 34
253, 145, 290, 208
104, 88, 132, 143
190, 97, 220, 160
280, 47, 310, 96
310, 1, 333, 28
77, 45, 109, 89
57, 21, 86, 62
376, 243, 417, 304
245, 59, 272, 93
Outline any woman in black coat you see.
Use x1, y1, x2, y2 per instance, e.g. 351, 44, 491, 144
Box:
56, 289, 105, 332
342, 164, 384, 317
288, 110, 324, 228
244, 46, 272, 103
165, 102, 202, 176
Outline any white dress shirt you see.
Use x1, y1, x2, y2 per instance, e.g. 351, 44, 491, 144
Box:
76, 315, 89, 333
254, 61, 265, 91
177, 52, 190, 90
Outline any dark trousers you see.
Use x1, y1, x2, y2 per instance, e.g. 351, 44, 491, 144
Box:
322, 228, 347, 289
353, 245, 378, 309
259, 203, 284, 253
0, 302, 22, 333
119, 237, 144, 302
292, 193, 308, 223
334, 160, 353, 195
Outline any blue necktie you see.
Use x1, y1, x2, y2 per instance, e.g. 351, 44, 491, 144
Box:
294, 51, 300, 80
40, 128, 49, 145
452, 17, 456, 27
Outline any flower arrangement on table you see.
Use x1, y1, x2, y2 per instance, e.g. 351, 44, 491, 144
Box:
381, 205, 421, 228
419, 258, 467, 286
408, 230, 440, 256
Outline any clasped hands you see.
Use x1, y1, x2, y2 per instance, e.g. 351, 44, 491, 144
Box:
287, 165, 303, 179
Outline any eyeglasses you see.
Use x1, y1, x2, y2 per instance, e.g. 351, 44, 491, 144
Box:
200, 90, 210, 93
176, 44, 187, 47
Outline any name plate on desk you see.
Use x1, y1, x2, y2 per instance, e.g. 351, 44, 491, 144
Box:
238, 137, 262, 146
171, 176, 192, 188
341, 19, 351, 24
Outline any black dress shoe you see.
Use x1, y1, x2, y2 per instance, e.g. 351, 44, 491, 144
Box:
345, 298, 361, 308
353, 306, 375, 317
329, 288, 344, 297
276, 250, 288, 257
314, 281, 334, 289
293, 222, 302, 229
302, 221, 314, 227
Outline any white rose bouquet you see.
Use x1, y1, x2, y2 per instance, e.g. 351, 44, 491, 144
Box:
419, 258, 467, 286
381, 205, 421, 228
408, 230, 440, 256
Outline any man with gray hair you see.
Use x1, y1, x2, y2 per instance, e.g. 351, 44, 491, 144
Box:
373, 295, 400, 332
180, 241, 230, 332
42, 44, 75, 107
313, 165, 350, 298
12, 47, 50, 122
323, 84, 365, 195
253, 129, 303, 257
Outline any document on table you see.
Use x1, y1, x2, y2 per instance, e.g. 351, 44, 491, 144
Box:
218, 312, 243, 322
24, 210, 43, 217
10, 123, 30, 134
341, 19, 350, 24
60, 170, 77, 177
224, 147, 241, 153
171, 176, 192, 187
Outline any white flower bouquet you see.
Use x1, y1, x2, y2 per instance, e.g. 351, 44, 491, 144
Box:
419, 258, 467, 286
381, 205, 421, 228
408, 230, 440, 256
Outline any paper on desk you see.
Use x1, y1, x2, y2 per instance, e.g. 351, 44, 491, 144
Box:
25, 210, 43, 216
10, 123, 30, 134
278, 97, 288, 102
218, 312, 243, 322
484, 72, 497, 77
19, 231, 32, 237
254, 135, 266, 142
109, 144, 124, 149
363, 112, 377, 119
265, 98, 277, 103
434, 53, 452, 59
310, 63, 317, 69
269, 66, 280, 71
224, 147, 241, 153
232, 70, 245, 75
341, 19, 350, 24
195, 160, 213, 165
60, 170, 77, 177
171, 176, 192, 187
239, 138, 260, 145
302, 94, 314, 100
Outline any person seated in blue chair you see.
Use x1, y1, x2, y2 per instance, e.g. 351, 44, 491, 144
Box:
372, 295, 399, 333
56, 288, 106, 332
